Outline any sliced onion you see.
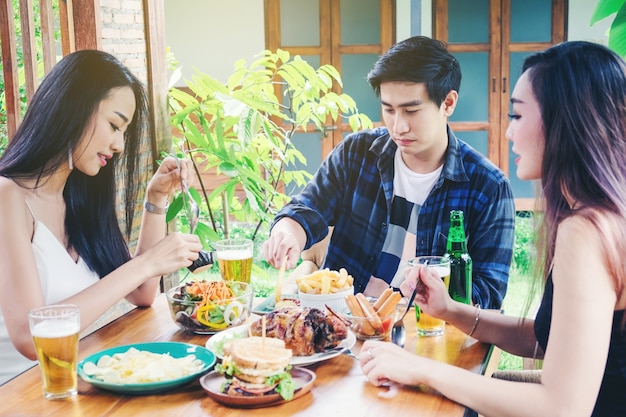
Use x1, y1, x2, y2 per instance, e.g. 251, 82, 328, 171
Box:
223, 301, 244, 324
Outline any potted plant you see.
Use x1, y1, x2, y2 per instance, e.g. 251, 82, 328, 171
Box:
166, 49, 372, 250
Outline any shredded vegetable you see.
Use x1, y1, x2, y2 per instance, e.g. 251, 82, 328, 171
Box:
186, 280, 235, 303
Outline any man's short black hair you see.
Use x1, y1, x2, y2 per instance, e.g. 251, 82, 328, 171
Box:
367, 36, 461, 106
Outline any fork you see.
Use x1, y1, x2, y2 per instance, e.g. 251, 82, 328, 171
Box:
324, 346, 359, 360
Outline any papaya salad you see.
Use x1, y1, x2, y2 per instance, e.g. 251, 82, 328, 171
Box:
167, 280, 253, 334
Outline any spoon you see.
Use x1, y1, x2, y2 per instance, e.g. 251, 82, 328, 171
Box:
390, 283, 419, 348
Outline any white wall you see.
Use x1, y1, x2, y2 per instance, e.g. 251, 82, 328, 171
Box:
164, 0, 264, 86
568, 0, 610, 44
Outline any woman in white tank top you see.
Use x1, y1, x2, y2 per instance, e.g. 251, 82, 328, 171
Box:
0, 50, 202, 384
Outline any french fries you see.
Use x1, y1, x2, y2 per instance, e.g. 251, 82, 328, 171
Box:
296, 268, 354, 294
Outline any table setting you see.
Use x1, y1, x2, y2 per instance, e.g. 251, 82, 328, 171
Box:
0, 169, 490, 416
0, 268, 492, 417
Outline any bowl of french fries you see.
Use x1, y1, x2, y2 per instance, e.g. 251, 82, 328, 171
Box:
296, 268, 354, 313
344, 289, 403, 340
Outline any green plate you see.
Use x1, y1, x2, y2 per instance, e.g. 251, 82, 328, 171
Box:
78, 342, 216, 394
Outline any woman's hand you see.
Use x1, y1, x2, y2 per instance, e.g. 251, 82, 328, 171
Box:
400, 263, 453, 321
138, 232, 202, 278
359, 340, 426, 387
145, 156, 197, 204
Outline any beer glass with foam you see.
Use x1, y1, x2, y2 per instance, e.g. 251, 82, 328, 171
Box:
215, 238, 253, 283
409, 256, 451, 336
28, 304, 80, 399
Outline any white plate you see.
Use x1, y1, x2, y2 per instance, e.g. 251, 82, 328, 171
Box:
205, 324, 356, 367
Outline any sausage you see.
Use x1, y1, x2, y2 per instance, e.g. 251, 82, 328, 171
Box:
376, 291, 402, 318
356, 293, 383, 332
345, 294, 375, 335
372, 288, 393, 312
345, 294, 364, 316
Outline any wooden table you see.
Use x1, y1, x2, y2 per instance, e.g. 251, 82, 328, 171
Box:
0, 294, 492, 417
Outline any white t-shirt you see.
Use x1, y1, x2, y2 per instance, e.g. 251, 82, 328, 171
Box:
374, 149, 442, 287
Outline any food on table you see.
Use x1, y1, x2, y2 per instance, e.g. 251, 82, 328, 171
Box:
81, 347, 205, 384
345, 290, 401, 338
167, 280, 253, 333
216, 336, 295, 400
248, 307, 349, 356
274, 298, 300, 309
296, 268, 354, 294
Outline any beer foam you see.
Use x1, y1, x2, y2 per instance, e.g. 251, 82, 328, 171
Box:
216, 249, 252, 260
32, 319, 79, 338
430, 265, 451, 277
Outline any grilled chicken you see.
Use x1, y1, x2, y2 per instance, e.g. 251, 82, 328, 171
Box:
249, 307, 348, 356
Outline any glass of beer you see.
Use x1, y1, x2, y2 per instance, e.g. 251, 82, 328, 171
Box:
215, 238, 253, 283
409, 256, 451, 336
28, 304, 80, 399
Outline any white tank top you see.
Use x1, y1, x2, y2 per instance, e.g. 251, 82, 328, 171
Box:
0, 205, 99, 385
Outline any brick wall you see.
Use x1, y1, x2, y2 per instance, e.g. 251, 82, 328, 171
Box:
100, 0, 148, 83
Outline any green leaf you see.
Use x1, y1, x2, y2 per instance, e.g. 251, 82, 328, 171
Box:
276, 48, 291, 64
219, 162, 239, 177
609, 5, 626, 56
166, 194, 184, 223
590, 0, 626, 25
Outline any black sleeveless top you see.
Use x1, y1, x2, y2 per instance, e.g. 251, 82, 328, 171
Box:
535, 275, 626, 416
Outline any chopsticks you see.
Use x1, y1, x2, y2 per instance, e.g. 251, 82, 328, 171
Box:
275, 255, 287, 303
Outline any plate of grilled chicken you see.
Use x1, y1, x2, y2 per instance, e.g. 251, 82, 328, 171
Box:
206, 306, 356, 367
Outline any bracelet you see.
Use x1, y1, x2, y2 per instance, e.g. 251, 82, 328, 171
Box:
468, 304, 481, 337
144, 200, 169, 214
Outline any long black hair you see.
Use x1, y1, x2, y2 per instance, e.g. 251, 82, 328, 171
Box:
0, 50, 149, 277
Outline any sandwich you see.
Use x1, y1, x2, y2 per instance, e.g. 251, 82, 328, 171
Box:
216, 336, 295, 400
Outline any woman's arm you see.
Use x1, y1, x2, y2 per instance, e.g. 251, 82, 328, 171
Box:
371, 214, 615, 417
127, 156, 195, 306
401, 264, 539, 358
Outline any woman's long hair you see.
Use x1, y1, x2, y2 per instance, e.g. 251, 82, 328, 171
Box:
0, 50, 149, 277
524, 41, 626, 300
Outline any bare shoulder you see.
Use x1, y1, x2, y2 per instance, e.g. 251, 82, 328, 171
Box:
0, 177, 31, 231
554, 212, 608, 273
0, 175, 21, 193
0, 176, 27, 208
557, 210, 614, 242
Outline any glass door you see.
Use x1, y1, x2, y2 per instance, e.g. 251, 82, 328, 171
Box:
434, 0, 566, 209
265, 0, 395, 182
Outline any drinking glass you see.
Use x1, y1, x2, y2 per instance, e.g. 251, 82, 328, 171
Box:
215, 238, 253, 283
409, 256, 451, 336
28, 304, 80, 399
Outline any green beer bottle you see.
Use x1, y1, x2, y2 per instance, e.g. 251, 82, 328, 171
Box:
444, 210, 473, 304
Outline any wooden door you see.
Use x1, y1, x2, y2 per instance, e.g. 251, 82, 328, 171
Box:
434, 0, 566, 209
264, 0, 394, 181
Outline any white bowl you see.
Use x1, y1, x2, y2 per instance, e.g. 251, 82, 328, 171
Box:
297, 286, 354, 313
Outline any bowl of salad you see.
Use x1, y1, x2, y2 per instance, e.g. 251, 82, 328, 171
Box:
166, 280, 254, 334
